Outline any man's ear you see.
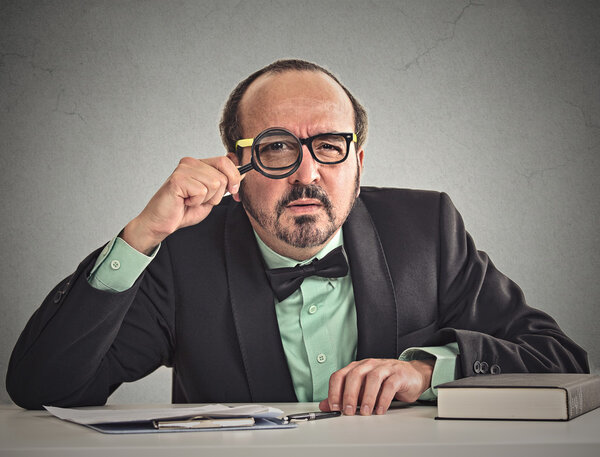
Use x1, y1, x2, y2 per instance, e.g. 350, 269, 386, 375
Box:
226, 152, 242, 202
356, 147, 365, 197
357, 147, 365, 170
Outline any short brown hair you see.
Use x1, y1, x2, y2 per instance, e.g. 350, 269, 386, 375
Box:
219, 59, 368, 159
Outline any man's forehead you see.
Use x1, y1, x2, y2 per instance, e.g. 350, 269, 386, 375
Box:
239, 70, 353, 130
244, 96, 350, 121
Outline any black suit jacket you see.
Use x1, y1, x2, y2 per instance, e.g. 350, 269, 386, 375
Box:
6, 188, 589, 409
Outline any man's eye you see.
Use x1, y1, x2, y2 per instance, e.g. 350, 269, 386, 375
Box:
320, 143, 341, 151
262, 141, 292, 152
315, 142, 344, 154
268, 142, 285, 150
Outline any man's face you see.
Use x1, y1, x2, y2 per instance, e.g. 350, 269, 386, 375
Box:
230, 70, 364, 260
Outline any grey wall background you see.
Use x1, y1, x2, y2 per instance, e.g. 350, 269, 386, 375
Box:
1, 0, 598, 405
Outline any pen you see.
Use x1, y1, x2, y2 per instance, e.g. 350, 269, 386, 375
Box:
283, 411, 342, 422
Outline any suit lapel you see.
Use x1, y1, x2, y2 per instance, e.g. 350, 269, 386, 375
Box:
224, 201, 296, 402
343, 198, 399, 359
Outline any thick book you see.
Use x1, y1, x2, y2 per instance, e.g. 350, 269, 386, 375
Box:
436, 373, 600, 421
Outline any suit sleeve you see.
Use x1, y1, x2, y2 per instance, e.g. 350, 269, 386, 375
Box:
425, 193, 589, 377
5, 241, 176, 410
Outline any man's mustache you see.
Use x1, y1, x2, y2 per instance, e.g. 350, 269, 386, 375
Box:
276, 185, 333, 216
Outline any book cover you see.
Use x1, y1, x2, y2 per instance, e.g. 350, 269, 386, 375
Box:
436, 373, 600, 421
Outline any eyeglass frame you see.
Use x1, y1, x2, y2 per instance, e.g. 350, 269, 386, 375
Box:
235, 127, 358, 179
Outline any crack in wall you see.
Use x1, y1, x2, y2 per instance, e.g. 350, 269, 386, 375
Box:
53, 88, 85, 122
517, 157, 575, 185
400, 0, 484, 72
0, 50, 56, 81
562, 99, 600, 131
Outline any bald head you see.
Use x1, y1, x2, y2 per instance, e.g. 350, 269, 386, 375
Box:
219, 59, 368, 157
238, 70, 355, 141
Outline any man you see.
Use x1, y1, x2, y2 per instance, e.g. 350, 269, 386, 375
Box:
6, 59, 588, 414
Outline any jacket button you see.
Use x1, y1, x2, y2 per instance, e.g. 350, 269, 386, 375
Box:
490, 364, 501, 375
59, 281, 70, 295
473, 361, 481, 373
480, 362, 489, 374
53, 291, 62, 304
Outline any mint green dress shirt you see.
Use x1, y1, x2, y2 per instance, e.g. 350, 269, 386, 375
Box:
89, 230, 459, 401
254, 230, 357, 401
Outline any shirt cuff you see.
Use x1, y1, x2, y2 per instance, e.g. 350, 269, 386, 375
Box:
88, 235, 160, 292
399, 342, 460, 401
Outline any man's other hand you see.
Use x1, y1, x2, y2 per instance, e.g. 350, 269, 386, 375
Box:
318, 358, 435, 415
122, 156, 242, 255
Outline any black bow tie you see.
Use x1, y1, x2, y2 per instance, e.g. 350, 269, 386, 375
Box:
265, 246, 349, 301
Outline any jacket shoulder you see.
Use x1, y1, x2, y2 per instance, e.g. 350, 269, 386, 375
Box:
356, 187, 449, 248
358, 186, 443, 213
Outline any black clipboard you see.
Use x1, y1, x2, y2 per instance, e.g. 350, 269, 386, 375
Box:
84, 416, 295, 434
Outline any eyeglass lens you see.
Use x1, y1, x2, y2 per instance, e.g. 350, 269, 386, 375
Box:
252, 129, 349, 178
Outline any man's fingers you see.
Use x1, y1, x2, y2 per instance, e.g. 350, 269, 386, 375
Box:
326, 359, 435, 416
358, 369, 390, 415
327, 362, 358, 412
341, 361, 378, 415
177, 158, 232, 207
184, 193, 208, 208
203, 156, 243, 195
375, 374, 405, 415
318, 399, 330, 411
204, 177, 228, 206
127, 155, 242, 254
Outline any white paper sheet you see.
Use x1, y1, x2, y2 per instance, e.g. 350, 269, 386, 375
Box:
44, 404, 284, 425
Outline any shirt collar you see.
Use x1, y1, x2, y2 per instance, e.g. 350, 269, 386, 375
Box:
254, 228, 344, 270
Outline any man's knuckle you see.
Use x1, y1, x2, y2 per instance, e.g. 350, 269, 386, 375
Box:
216, 156, 231, 168
384, 374, 404, 391
365, 370, 384, 384
330, 371, 344, 383
166, 175, 183, 192
355, 363, 376, 376
178, 156, 194, 166
192, 185, 208, 198
208, 178, 222, 189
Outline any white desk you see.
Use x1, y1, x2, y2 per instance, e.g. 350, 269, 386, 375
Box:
1, 403, 599, 457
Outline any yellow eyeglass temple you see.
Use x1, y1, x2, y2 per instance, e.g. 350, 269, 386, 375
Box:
235, 138, 254, 149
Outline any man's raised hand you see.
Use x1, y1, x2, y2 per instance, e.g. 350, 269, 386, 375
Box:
122, 156, 242, 255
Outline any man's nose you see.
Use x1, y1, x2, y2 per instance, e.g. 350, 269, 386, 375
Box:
288, 146, 320, 185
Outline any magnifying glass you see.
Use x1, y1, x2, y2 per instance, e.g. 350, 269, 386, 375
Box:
236, 127, 303, 179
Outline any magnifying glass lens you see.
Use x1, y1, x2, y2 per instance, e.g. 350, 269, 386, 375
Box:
254, 129, 301, 178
